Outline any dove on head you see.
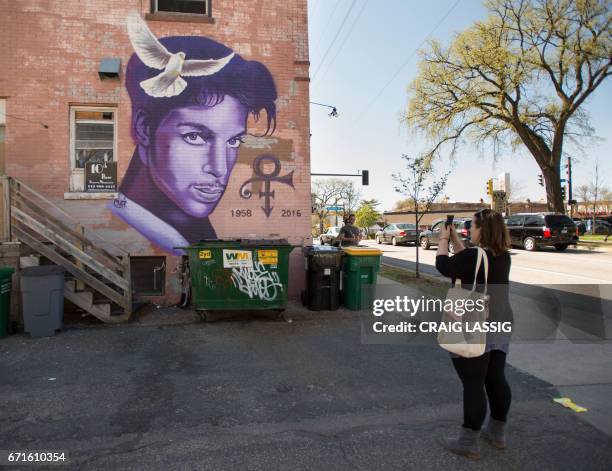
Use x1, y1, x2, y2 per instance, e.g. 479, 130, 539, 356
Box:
126, 14, 235, 98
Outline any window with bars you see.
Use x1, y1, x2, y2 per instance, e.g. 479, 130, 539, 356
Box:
69, 107, 116, 193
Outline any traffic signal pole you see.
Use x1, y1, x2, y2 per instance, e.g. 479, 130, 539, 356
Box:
567, 157, 574, 217
311, 171, 370, 185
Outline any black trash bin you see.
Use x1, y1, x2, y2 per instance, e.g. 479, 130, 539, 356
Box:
302, 245, 343, 311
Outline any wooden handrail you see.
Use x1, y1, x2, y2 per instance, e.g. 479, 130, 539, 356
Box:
12, 207, 129, 290
10, 188, 124, 272
9, 177, 130, 256
13, 227, 129, 309
1, 175, 133, 318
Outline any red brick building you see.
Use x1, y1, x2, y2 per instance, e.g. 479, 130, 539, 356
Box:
0, 0, 311, 317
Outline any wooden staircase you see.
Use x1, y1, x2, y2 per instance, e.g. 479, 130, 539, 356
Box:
0, 176, 132, 323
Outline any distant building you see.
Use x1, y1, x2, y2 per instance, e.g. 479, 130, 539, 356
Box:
384, 201, 550, 227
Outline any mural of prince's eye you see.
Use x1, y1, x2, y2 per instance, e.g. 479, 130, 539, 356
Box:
109, 15, 277, 255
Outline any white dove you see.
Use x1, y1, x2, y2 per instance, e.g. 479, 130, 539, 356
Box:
126, 14, 235, 98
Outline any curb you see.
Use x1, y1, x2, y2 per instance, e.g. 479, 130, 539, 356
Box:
577, 241, 611, 250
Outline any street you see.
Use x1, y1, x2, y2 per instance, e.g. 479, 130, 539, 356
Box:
360, 240, 612, 285
1, 306, 612, 470
361, 239, 612, 438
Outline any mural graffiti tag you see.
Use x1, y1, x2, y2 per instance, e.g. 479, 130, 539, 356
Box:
239, 155, 294, 217
230, 262, 283, 301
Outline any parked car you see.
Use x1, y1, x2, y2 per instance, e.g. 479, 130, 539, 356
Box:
504, 213, 578, 251
585, 219, 611, 235
320, 226, 341, 245
418, 218, 472, 254
376, 223, 418, 246
573, 218, 587, 235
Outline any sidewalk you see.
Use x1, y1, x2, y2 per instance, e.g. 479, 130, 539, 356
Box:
1, 299, 611, 469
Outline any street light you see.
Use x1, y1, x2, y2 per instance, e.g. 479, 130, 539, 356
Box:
310, 101, 338, 117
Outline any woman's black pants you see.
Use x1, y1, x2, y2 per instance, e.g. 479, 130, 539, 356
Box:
451, 350, 512, 430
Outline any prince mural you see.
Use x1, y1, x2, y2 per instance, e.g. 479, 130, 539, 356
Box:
109, 15, 277, 255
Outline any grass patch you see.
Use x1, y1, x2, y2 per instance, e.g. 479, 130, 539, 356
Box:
580, 235, 609, 242
380, 264, 448, 298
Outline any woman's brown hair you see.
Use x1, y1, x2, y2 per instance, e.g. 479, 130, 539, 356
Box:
473, 209, 511, 256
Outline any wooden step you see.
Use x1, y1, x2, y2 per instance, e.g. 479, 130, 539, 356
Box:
63, 285, 112, 320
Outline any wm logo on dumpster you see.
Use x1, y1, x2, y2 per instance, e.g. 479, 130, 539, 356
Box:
222, 250, 253, 269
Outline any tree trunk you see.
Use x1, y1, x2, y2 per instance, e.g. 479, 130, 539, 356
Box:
512, 122, 565, 213
542, 165, 565, 213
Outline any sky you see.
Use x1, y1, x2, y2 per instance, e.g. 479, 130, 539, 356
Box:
307, 0, 612, 212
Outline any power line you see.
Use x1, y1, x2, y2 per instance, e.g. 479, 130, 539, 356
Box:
0, 110, 48, 128
311, 0, 343, 58
312, 0, 358, 81
351, 0, 461, 125
313, 0, 369, 87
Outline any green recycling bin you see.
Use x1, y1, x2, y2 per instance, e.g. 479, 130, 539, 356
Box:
0, 267, 14, 338
178, 239, 293, 311
342, 247, 382, 310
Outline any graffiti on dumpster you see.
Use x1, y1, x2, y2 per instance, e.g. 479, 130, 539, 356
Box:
231, 262, 283, 301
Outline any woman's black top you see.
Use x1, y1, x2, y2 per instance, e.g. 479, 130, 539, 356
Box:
436, 247, 513, 345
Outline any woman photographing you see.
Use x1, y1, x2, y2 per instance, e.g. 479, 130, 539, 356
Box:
435, 209, 513, 460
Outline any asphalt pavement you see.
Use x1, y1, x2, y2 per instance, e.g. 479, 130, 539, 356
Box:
1, 302, 612, 470
368, 240, 612, 439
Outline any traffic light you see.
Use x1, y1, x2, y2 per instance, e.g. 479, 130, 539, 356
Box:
486, 179, 493, 195
362, 170, 369, 186
538, 174, 544, 186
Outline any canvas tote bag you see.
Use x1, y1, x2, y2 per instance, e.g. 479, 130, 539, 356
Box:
438, 247, 489, 358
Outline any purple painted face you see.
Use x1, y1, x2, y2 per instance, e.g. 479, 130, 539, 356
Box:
148, 95, 248, 218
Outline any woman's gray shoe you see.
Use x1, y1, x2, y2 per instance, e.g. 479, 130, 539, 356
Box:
482, 418, 506, 449
440, 427, 481, 460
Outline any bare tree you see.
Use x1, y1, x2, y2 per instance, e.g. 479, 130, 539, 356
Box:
311, 180, 342, 235
311, 178, 360, 234
405, 0, 612, 213
505, 179, 526, 203
339, 180, 363, 219
589, 160, 604, 232
393, 155, 449, 278
576, 184, 591, 208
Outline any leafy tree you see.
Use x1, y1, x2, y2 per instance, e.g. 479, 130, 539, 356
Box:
393, 198, 417, 211
355, 200, 381, 235
406, 0, 611, 213
393, 155, 449, 277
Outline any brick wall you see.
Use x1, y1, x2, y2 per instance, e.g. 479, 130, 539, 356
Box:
0, 0, 311, 303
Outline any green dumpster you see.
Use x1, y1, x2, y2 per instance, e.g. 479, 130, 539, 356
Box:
0, 267, 14, 338
178, 239, 293, 311
342, 246, 382, 310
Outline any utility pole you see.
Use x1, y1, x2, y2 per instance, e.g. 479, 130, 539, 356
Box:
567, 157, 574, 217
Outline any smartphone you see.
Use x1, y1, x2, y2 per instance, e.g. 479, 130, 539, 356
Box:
445, 215, 454, 228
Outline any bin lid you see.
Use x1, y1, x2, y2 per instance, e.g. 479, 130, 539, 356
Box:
0, 266, 15, 277
21, 265, 65, 277
343, 247, 382, 256
303, 245, 342, 255
176, 238, 291, 251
